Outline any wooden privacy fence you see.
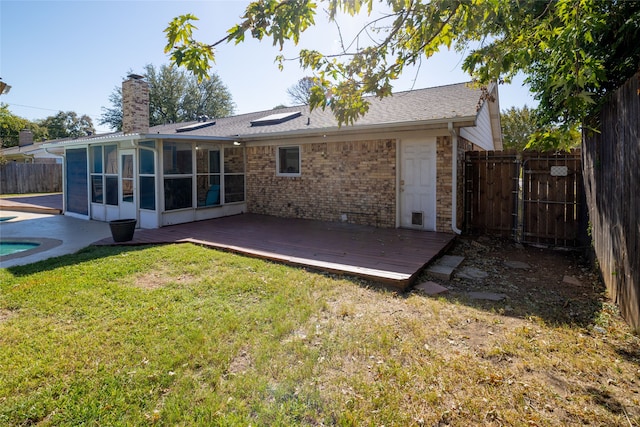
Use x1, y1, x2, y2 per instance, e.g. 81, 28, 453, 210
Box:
583, 72, 639, 331
0, 162, 62, 194
465, 150, 587, 247
464, 151, 518, 238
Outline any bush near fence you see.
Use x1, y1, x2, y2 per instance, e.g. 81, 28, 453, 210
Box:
583, 71, 640, 332
0, 162, 62, 194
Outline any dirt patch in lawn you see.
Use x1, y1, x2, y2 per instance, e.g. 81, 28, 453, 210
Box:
0, 309, 15, 323
228, 347, 253, 376
422, 236, 606, 327
309, 236, 640, 425
133, 269, 197, 290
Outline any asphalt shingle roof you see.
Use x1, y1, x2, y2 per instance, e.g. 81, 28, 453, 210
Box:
148, 82, 482, 139
38, 82, 485, 148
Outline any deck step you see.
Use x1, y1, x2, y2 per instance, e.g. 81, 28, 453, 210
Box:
427, 255, 465, 281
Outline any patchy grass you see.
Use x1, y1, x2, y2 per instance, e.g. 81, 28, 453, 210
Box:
1, 244, 638, 426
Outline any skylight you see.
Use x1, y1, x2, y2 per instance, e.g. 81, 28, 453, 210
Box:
175, 121, 216, 133
250, 111, 301, 126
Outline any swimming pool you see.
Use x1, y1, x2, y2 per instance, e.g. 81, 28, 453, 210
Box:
0, 241, 41, 256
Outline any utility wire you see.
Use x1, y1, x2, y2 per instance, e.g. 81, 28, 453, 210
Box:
5, 102, 103, 123
5, 102, 62, 112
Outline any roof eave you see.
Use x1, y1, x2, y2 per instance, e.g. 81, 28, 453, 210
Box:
487, 82, 503, 150
237, 116, 478, 142
3, 152, 34, 160
41, 133, 238, 149
151, 134, 237, 142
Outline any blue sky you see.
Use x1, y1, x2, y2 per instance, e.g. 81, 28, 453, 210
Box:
1, 0, 536, 133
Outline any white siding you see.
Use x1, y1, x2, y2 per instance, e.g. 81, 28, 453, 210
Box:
460, 101, 495, 151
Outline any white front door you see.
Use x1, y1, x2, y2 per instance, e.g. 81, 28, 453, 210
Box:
119, 149, 136, 220
400, 138, 437, 231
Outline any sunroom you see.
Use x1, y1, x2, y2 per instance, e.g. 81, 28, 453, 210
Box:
63, 135, 246, 229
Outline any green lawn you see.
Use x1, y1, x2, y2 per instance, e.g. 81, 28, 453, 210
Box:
1, 244, 638, 426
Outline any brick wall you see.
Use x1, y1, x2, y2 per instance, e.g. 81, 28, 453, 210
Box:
434, 135, 471, 233
435, 136, 452, 232
223, 147, 244, 173
246, 139, 396, 227
122, 75, 149, 134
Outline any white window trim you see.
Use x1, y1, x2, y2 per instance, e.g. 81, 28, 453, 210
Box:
89, 144, 119, 206
276, 145, 301, 177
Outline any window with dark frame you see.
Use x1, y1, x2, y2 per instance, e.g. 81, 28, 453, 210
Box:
277, 146, 300, 175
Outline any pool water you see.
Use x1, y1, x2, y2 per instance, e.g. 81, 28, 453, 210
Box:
0, 242, 41, 256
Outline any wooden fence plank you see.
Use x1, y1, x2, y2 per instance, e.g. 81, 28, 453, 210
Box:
465, 151, 519, 237
466, 150, 585, 246
0, 163, 62, 194
583, 71, 640, 331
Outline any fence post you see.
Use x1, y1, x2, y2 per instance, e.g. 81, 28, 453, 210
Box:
513, 153, 523, 243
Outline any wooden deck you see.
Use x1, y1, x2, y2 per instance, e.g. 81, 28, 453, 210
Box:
93, 214, 455, 289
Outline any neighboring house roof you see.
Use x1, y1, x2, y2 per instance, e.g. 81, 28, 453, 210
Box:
0, 141, 62, 159
39, 132, 123, 152
43, 82, 502, 149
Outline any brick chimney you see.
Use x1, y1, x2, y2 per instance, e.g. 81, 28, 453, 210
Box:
122, 73, 149, 134
19, 129, 34, 147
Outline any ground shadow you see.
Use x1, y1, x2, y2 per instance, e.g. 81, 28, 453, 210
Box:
3, 234, 607, 331
3, 244, 153, 277
410, 236, 609, 329
586, 387, 627, 416
616, 345, 640, 365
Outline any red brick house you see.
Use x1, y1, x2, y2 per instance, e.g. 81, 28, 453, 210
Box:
46, 75, 502, 232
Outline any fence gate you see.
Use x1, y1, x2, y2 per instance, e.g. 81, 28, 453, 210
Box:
465, 150, 587, 247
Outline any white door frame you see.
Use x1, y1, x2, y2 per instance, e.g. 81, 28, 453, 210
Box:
398, 137, 437, 231
119, 149, 137, 220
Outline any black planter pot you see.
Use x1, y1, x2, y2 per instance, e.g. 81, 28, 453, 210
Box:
109, 219, 137, 242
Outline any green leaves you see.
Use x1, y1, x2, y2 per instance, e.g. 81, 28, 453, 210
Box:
164, 14, 201, 50
526, 124, 582, 152
464, 0, 640, 132
164, 15, 215, 83
169, 43, 216, 83
227, 0, 317, 47
99, 64, 235, 131
0, 104, 47, 147
164, 0, 640, 139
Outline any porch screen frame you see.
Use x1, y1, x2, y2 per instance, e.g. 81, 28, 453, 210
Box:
89, 144, 119, 207
223, 146, 246, 203
139, 141, 156, 211
196, 144, 221, 207
65, 147, 88, 216
163, 141, 193, 211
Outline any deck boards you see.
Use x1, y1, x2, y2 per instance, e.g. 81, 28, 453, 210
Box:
93, 213, 455, 289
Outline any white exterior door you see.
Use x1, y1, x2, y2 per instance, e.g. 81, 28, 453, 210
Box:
119, 149, 136, 220
400, 138, 437, 231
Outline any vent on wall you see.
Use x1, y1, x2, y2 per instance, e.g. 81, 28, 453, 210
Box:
250, 111, 301, 126
412, 211, 424, 226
